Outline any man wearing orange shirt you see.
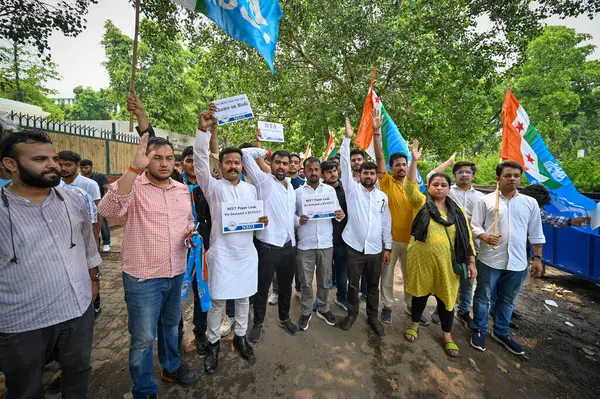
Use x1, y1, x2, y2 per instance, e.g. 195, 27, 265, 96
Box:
372, 110, 429, 325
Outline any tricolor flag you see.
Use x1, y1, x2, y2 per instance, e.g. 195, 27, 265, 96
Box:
501, 88, 599, 232
303, 143, 312, 160
356, 69, 425, 190
172, 0, 282, 73
323, 131, 335, 160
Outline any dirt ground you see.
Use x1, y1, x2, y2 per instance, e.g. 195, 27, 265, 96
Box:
7, 226, 600, 399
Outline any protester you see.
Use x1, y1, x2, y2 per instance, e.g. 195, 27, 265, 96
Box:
0, 130, 101, 398
520, 184, 591, 228
298, 167, 305, 179
322, 160, 349, 311
242, 145, 299, 341
371, 110, 428, 325
98, 132, 198, 398
402, 140, 477, 357
470, 161, 545, 356
80, 159, 111, 252
339, 118, 392, 336
174, 154, 183, 174
193, 108, 268, 373
426, 157, 485, 329
295, 157, 344, 330
288, 153, 305, 189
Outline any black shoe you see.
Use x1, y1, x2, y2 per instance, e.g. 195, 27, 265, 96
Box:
298, 314, 312, 331
48, 375, 61, 394
195, 334, 208, 355
160, 363, 199, 386
340, 314, 357, 331
368, 317, 385, 336
277, 319, 299, 336
247, 323, 263, 343
316, 310, 336, 326
512, 309, 523, 319
233, 334, 256, 361
380, 308, 392, 324
456, 312, 473, 331
204, 340, 220, 374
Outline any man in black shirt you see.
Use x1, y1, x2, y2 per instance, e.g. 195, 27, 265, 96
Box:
322, 160, 349, 311
80, 159, 111, 252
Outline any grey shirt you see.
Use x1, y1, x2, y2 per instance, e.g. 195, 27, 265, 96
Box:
0, 186, 102, 333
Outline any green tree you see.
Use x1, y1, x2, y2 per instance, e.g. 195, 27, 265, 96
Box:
0, 0, 99, 62
66, 86, 114, 120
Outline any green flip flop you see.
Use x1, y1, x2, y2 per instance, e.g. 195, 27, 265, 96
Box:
444, 341, 460, 357
404, 328, 418, 343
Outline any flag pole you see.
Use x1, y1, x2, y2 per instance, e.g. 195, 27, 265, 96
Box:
128, 0, 141, 132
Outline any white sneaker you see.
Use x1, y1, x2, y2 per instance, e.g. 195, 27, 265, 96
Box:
220, 316, 234, 337
268, 293, 279, 305
102, 245, 110, 252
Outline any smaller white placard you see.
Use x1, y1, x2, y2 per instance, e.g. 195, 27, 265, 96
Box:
222, 200, 265, 233
258, 121, 284, 143
214, 94, 254, 125
301, 193, 337, 220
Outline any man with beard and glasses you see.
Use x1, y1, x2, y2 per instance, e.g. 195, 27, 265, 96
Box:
294, 157, 344, 331
425, 159, 485, 329
193, 109, 268, 374
321, 160, 350, 312
98, 133, 199, 398
371, 110, 429, 326
0, 130, 101, 399
242, 146, 299, 342
339, 118, 392, 336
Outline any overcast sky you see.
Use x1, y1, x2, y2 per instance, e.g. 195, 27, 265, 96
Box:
45, 0, 600, 98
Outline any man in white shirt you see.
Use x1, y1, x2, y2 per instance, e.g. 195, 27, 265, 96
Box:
242, 147, 299, 342
470, 161, 545, 356
427, 160, 485, 329
295, 157, 345, 331
193, 110, 268, 374
339, 118, 392, 336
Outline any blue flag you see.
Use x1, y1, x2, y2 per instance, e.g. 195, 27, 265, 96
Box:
173, 0, 282, 73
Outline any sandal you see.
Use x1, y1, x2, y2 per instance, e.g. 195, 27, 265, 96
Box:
404, 328, 418, 343
444, 341, 460, 357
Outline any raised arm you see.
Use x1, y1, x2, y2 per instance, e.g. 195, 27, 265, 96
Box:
193, 110, 218, 197
241, 147, 271, 186
126, 94, 154, 135
408, 139, 422, 183
340, 117, 357, 197
372, 109, 386, 177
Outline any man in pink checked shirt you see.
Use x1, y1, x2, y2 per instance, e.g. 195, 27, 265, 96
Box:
98, 133, 199, 399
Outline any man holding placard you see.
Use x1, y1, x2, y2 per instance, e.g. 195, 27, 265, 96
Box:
295, 157, 345, 330
193, 108, 268, 374
242, 147, 299, 342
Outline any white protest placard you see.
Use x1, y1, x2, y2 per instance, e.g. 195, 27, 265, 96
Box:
301, 193, 337, 220
222, 200, 265, 233
214, 94, 254, 125
258, 121, 284, 143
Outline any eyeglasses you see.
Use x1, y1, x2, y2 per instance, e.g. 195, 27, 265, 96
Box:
456, 171, 473, 176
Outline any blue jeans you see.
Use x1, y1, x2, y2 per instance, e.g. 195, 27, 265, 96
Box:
333, 244, 348, 302
100, 217, 111, 245
123, 272, 184, 399
457, 276, 474, 314
472, 261, 527, 337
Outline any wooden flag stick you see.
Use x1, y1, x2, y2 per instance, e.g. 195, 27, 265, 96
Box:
128, 0, 141, 132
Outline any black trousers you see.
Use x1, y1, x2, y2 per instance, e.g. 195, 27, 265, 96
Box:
252, 238, 296, 324
346, 245, 383, 318
412, 295, 455, 333
0, 302, 94, 399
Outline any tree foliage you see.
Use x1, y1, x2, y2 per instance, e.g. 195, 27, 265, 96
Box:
0, 0, 99, 61
64, 86, 114, 120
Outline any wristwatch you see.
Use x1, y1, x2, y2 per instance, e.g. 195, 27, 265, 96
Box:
90, 272, 102, 281
532, 255, 542, 260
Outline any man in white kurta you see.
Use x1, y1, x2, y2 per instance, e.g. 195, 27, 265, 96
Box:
193, 111, 265, 374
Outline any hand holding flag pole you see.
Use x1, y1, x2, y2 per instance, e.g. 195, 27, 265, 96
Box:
129, 0, 141, 132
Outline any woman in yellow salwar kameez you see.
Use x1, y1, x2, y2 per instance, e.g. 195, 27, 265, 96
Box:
403, 140, 477, 357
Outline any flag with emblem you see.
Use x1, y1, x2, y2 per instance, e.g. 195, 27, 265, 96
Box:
323, 131, 335, 159
501, 87, 599, 233
172, 0, 282, 73
356, 69, 425, 190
